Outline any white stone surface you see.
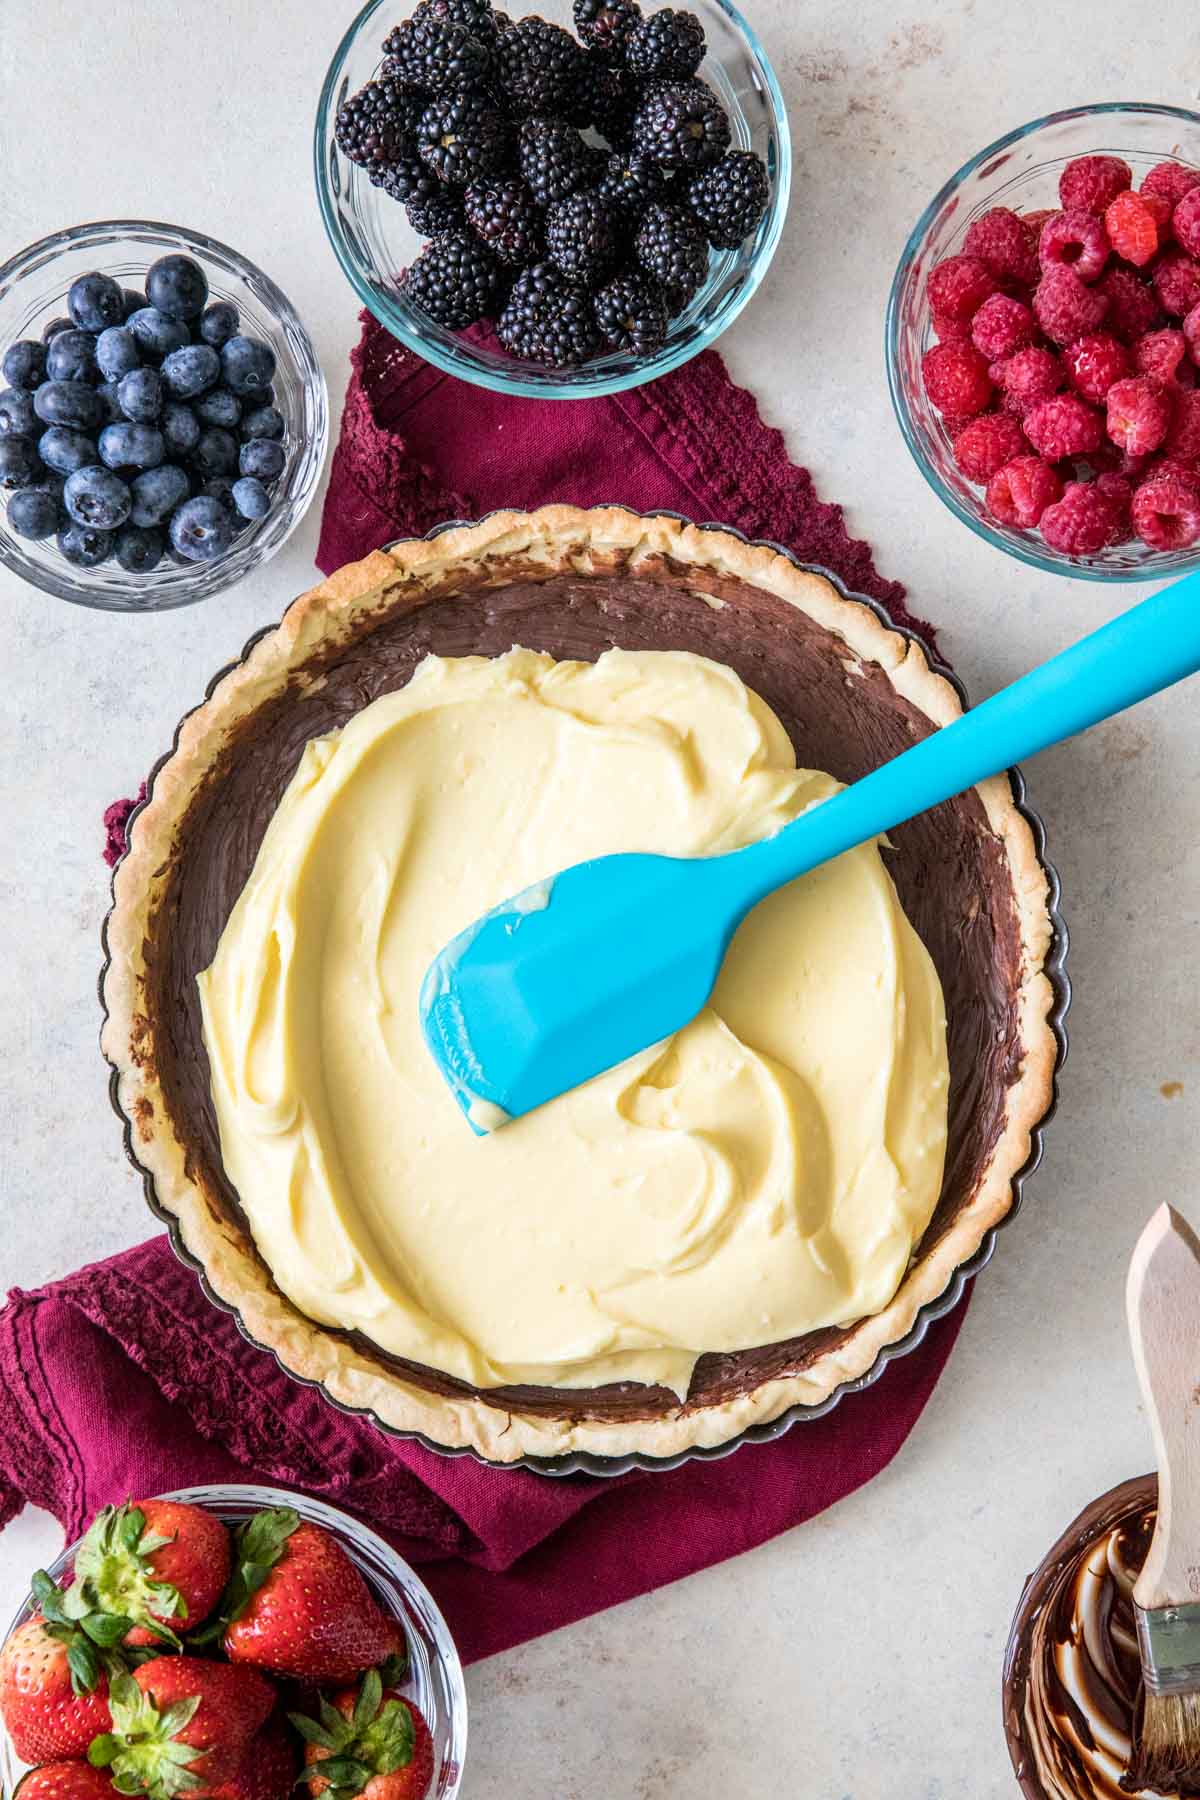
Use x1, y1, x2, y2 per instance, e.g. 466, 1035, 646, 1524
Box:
2, 1, 1199, 1793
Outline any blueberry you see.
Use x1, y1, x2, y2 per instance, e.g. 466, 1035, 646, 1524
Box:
2, 340, 46, 390
57, 520, 113, 566
114, 523, 164, 573
95, 326, 141, 381
95, 381, 123, 425
161, 401, 201, 457
0, 389, 38, 436
68, 271, 125, 333
64, 465, 132, 529
146, 254, 208, 322
7, 486, 62, 539
239, 404, 284, 442
39, 426, 97, 475
195, 387, 240, 428
41, 316, 72, 344
46, 329, 99, 384
193, 426, 238, 477
202, 475, 238, 508
169, 494, 234, 562
117, 367, 163, 423
239, 438, 285, 482
220, 335, 276, 397
231, 476, 270, 521
199, 301, 240, 348
127, 307, 190, 359
34, 380, 104, 431
130, 463, 189, 527
0, 435, 44, 489
99, 423, 165, 470
161, 343, 220, 399
121, 288, 147, 320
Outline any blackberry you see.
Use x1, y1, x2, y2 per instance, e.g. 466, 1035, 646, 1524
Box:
381, 17, 490, 92
497, 263, 600, 365
687, 149, 769, 248
572, 0, 642, 62
545, 190, 621, 286
517, 116, 592, 205
335, 78, 423, 173
573, 61, 639, 144
411, 0, 498, 39
633, 201, 708, 304
624, 8, 705, 80
406, 191, 466, 236
595, 148, 671, 218
417, 90, 509, 185
402, 230, 502, 327
492, 17, 584, 117
464, 177, 544, 265
594, 268, 670, 352
632, 78, 730, 170
376, 156, 441, 205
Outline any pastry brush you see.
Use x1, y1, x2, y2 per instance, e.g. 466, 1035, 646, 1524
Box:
1127, 1202, 1200, 1795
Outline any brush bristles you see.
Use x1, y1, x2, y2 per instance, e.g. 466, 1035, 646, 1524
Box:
1129, 1688, 1200, 1794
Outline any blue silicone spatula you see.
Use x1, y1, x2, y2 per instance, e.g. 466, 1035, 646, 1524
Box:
421, 569, 1200, 1131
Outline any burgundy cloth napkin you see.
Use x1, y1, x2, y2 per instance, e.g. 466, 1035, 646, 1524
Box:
3, 313, 963, 1665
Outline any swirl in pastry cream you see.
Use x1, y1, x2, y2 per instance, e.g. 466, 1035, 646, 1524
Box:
1004, 1476, 1176, 1800
197, 647, 949, 1396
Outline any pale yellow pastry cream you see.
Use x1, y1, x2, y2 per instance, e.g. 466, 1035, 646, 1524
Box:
197, 647, 949, 1398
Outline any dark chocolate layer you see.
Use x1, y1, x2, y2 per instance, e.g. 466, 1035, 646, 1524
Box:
146, 556, 1026, 1421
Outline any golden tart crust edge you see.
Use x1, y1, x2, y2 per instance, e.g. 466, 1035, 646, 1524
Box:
101, 504, 1058, 1464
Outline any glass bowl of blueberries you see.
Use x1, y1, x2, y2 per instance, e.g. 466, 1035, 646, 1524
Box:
0, 220, 328, 611
315, 0, 790, 397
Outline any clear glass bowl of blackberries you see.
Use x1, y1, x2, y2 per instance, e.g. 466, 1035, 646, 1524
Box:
316, 0, 790, 395
0, 221, 328, 610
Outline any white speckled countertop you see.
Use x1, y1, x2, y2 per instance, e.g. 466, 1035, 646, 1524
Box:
3, 2, 1200, 1793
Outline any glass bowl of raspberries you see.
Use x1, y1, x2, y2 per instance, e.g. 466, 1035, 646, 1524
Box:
0, 222, 328, 611
316, 0, 790, 395
887, 104, 1200, 578
0, 1486, 467, 1800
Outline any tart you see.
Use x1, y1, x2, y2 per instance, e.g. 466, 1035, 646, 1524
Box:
101, 505, 1064, 1466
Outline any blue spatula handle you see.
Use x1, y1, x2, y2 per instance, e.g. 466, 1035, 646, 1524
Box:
739, 567, 1200, 904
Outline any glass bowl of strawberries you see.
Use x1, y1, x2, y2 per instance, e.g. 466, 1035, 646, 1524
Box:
887, 103, 1200, 579
0, 1487, 466, 1800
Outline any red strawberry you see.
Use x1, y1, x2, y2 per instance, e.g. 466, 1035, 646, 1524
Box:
0, 1613, 113, 1762
14, 1764, 122, 1800
222, 1514, 405, 1685
209, 1718, 298, 1800
69, 1500, 231, 1649
294, 1672, 433, 1800
88, 1660, 277, 1800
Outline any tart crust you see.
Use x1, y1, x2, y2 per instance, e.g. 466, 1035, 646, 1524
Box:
101, 505, 1059, 1465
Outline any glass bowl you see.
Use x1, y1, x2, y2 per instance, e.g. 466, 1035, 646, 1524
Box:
314, 0, 790, 398
0, 1484, 467, 1798
886, 102, 1200, 582
0, 221, 329, 612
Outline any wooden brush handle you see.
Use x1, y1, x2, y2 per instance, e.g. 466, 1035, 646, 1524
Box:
1128, 1203, 1200, 1611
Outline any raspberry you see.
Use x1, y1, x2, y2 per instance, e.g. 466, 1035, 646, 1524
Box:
1063, 332, 1130, 402
1024, 392, 1104, 460
1134, 329, 1188, 383
996, 346, 1064, 414
1033, 265, 1108, 344
1165, 388, 1200, 462
1153, 248, 1200, 318
927, 254, 998, 328
1142, 193, 1173, 235
1059, 155, 1132, 216
963, 208, 1038, 285
970, 293, 1037, 361
1131, 465, 1200, 548
1105, 375, 1173, 454
1104, 192, 1159, 268
922, 340, 993, 416
1040, 478, 1127, 553
1173, 186, 1200, 258
952, 412, 1027, 482
1038, 209, 1110, 283
1142, 161, 1200, 210
1096, 264, 1163, 340
1183, 300, 1200, 366
985, 454, 1062, 527
1022, 208, 1057, 237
